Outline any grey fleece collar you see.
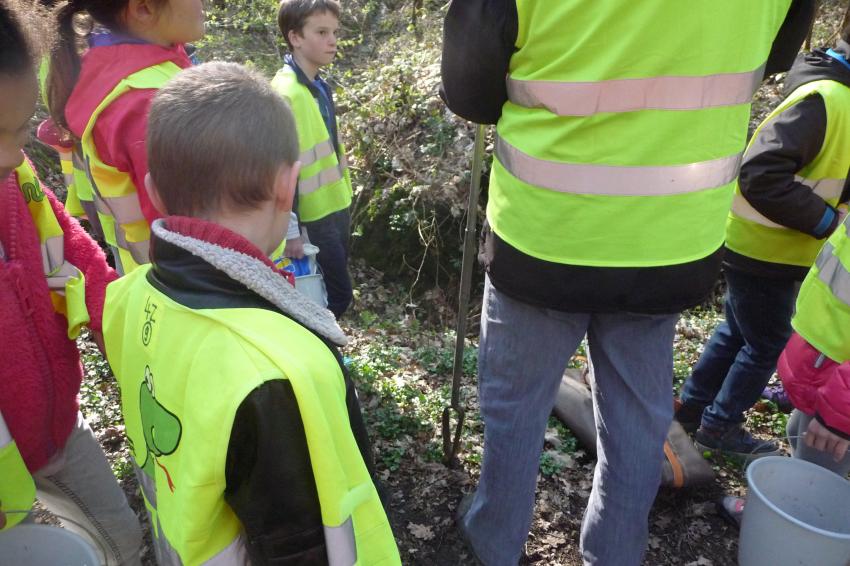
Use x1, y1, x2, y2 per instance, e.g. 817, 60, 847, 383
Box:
151, 219, 347, 346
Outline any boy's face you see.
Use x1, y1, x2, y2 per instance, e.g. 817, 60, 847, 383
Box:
290, 11, 339, 70
0, 70, 37, 182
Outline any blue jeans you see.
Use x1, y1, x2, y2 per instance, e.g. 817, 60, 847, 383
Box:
462, 277, 678, 566
303, 208, 353, 319
680, 269, 798, 429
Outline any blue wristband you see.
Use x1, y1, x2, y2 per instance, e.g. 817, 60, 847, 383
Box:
814, 206, 837, 238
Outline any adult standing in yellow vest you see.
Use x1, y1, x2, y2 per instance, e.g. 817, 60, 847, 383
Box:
272, 0, 354, 319
676, 31, 850, 459
441, 2, 814, 564
104, 63, 399, 565
47, 0, 205, 275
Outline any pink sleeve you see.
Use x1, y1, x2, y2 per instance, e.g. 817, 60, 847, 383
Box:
91, 88, 162, 224
814, 362, 850, 438
47, 190, 118, 332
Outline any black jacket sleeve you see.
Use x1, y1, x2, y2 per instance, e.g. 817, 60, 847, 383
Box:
224, 364, 380, 566
439, 0, 518, 124
764, 0, 817, 77
738, 94, 838, 238
225, 380, 328, 565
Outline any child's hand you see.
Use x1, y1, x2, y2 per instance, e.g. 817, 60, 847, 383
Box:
805, 418, 850, 462
284, 237, 305, 259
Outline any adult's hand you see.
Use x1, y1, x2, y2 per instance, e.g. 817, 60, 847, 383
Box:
806, 417, 850, 462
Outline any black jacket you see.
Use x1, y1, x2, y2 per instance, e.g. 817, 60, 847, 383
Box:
724, 42, 850, 280
146, 230, 378, 566
441, 0, 815, 313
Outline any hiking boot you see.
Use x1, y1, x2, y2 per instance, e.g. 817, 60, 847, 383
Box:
762, 384, 794, 414
694, 424, 781, 460
716, 495, 745, 529
674, 399, 705, 434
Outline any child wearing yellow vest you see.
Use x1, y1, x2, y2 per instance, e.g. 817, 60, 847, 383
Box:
0, 1, 142, 562
103, 62, 400, 565
272, 0, 354, 319
47, 0, 204, 275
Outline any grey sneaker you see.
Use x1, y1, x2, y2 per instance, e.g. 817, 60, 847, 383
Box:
695, 424, 781, 460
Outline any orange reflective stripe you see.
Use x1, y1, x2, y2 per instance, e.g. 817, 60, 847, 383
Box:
495, 135, 742, 196
663, 441, 685, 488
507, 66, 764, 116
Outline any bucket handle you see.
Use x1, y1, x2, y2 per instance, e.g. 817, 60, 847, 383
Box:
1, 509, 109, 563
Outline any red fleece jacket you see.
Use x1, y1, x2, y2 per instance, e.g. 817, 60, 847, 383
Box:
779, 332, 850, 438
65, 42, 191, 224
0, 159, 117, 472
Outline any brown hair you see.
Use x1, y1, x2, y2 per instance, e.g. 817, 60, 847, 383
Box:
47, 0, 165, 133
0, 0, 55, 76
147, 62, 299, 217
277, 0, 340, 49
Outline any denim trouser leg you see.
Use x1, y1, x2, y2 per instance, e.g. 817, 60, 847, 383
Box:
787, 410, 850, 477
463, 278, 586, 566
698, 270, 798, 429
303, 208, 353, 318
32, 412, 143, 566
464, 277, 678, 566
679, 291, 745, 408
580, 312, 678, 566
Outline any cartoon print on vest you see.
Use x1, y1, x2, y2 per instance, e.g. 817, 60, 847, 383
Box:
136, 365, 182, 491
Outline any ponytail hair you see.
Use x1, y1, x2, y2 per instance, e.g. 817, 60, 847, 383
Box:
46, 0, 132, 134
0, 0, 55, 77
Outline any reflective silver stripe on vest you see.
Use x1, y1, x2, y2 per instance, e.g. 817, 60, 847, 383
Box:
816, 241, 850, 307
41, 236, 82, 293
134, 465, 248, 565
92, 192, 147, 225
92, 194, 150, 265
731, 176, 847, 228
135, 465, 157, 507
495, 135, 741, 196
204, 535, 250, 566
300, 163, 345, 195
507, 66, 764, 116
325, 517, 357, 566
300, 139, 336, 168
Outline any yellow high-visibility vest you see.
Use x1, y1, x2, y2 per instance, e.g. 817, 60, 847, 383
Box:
271, 66, 352, 223
79, 62, 182, 274
104, 265, 400, 565
489, 1, 791, 267
727, 79, 850, 267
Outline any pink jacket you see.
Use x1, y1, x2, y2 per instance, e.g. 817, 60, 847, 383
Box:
778, 332, 850, 438
65, 40, 191, 224
0, 160, 117, 472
